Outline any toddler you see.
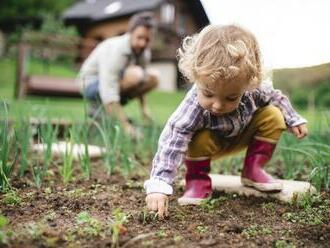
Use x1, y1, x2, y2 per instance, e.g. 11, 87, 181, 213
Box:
144, 24, 308, 218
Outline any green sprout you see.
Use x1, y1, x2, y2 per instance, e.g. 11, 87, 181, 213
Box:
0, 215, 12, 245
0, 101, 16, 191
15, 117, 31, 176
108, 208, 129, 248
60, 129, 75, 184
76, 211, 103, 237
2, 190, 22, 206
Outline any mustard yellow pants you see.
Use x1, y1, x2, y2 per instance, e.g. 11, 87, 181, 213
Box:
187, 105, 286, 160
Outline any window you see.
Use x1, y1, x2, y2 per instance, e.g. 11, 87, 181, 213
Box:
161, 3, 175, 24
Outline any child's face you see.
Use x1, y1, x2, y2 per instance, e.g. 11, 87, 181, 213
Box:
196, 76, 249, 116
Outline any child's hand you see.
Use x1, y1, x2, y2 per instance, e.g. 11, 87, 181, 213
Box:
145, 193, 169, 219
288, 124, 308, 139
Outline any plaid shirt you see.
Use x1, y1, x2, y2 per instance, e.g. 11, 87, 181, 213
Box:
144, 84, 306, 195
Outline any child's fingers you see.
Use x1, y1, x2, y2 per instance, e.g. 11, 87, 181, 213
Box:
295, 125, 308, 139
150, 199, 158, 212
290, 124, 308, 139
145, 195, 158, 211
290, 126, 303, 139
299, 125, 308, 138
157, 197, 169, 219
164, 197, 169, 217
290, 127, 300, 137
157, 199, 166, 219
145, 194, 169, 219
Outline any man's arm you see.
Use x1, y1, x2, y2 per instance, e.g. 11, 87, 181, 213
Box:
138, 95, 152, 122
96, 39, 140, 137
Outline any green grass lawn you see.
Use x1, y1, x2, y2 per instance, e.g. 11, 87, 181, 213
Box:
0, 57, 328, 128
0, 58, 185, 125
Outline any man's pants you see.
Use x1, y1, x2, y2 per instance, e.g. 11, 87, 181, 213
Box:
83, 80, 100, 101
83, 80, 130, 105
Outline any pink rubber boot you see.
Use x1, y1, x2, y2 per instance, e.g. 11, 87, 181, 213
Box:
241, 139, 283, 192
178, 158, 212, 205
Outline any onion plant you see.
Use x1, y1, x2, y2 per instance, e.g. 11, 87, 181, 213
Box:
14, 117, 31, 176
60, 128, 74, 184
92, 111, 162, 176
79, 134, 91, 179
31, 161, 43, 188
306, 112, 330, 190
278, 118, 330, 192
92, 113, 120, 175
79, 98, 92, 179
310, 148, 330, 192
0, 102, 16, 191
279, 134, 312, 179
70, 122, 91, 180
30, 120, 59, 188
136, 124, 161, 163
119, 131, 136, 176
40, 120, 58, 173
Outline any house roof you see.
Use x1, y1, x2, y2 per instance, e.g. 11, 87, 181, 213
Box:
63, 0, 209, 27
63, 0, 165, 23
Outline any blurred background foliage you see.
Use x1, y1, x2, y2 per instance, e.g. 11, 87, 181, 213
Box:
0, 0, 329, 110
0, 0, 75, 21
0, 0, 77, 47
273, 63, 330, 109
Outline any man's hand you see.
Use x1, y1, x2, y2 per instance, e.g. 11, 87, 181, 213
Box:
142, 108, 153, 124
106, 102, 142, 139
123, 122, 142, 140
145, 193, 169, 219
288, 123, 308, 139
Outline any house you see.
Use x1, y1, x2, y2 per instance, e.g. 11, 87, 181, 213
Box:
63, 0, 209, 91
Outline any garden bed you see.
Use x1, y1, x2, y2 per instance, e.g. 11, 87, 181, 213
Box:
0, 104, 329, 247
0, 162, 329, 248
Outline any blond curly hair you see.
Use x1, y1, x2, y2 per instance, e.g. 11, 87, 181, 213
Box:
178, 24, 263, 88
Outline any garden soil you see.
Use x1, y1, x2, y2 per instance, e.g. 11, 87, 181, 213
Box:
1, 161, 329, 248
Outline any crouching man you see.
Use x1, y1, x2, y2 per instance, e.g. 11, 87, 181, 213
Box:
78, 12, 159, 138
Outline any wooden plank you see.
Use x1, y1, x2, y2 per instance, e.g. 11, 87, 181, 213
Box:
15, 35, 98, 99
32, 141, 106, 161
27, 75, 81, 97
210, 174, 316, 203
178, 174, 316, 205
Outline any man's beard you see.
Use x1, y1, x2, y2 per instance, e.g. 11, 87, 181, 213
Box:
133, 47, 145, 56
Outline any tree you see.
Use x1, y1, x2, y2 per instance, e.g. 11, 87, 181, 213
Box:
0, 0, 76, 32
0, 0, 75, 18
